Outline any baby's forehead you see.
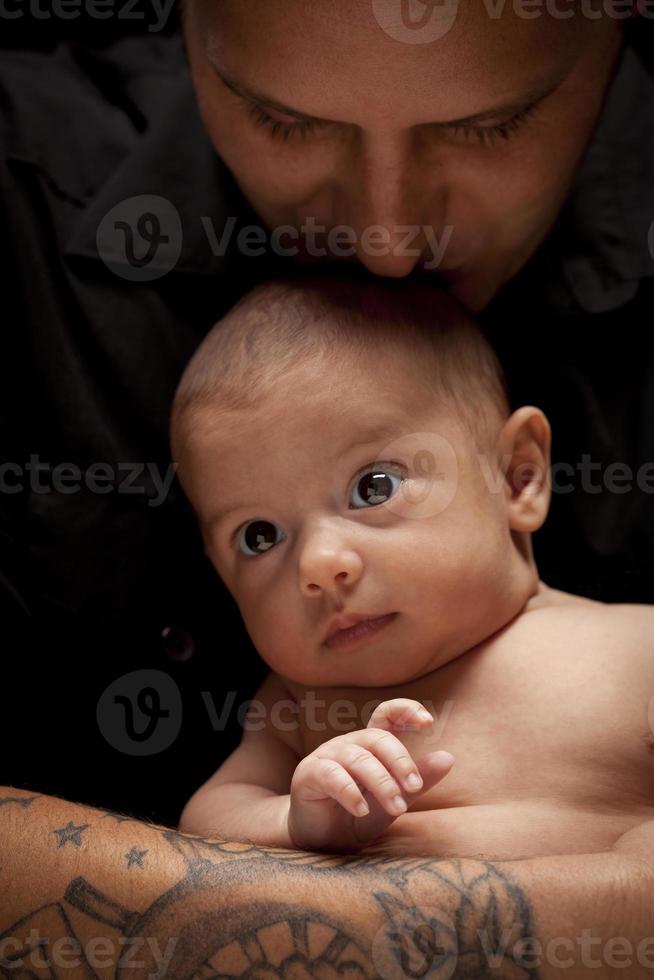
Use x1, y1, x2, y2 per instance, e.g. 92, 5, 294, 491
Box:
204, 348, 431, 427
192, 379, 471, 469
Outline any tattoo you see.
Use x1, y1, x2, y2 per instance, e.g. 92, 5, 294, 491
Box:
1, 807, 539, 978
0, 795, 40, 810
125, 847, 148, 869
52, 821, 91, 848
65, 876, 141, 930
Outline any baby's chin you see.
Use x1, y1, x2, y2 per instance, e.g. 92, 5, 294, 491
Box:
261, 581, 534, 689
269, 641, 452, 693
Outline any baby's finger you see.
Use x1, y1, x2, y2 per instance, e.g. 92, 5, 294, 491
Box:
295, 756, 371, 817
416, 750, 455, 787
329, 740, 413, 816
367, 698, 433, 733
354, 726, 427, 794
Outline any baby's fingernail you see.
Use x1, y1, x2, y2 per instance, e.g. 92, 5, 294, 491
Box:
356, 801, 369, 816
419, 709, 433, 722
392, 795, 407, 813
405, 772, 422, 790
428, 750, 454, 767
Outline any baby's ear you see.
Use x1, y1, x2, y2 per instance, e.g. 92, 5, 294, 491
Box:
497, 406, 551, 532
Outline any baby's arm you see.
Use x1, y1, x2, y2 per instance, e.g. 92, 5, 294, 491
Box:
179, 675, 454, 852
178, 671, 299, 847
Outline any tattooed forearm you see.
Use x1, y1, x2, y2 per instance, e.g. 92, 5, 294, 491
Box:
0, 790, 539, 979
124, 836, 539, 979
3, 788, 646, 978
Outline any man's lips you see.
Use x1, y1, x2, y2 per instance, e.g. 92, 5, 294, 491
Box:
324, 612, 397, 649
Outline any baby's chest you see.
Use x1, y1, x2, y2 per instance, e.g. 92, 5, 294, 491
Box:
295, 665, 653, 812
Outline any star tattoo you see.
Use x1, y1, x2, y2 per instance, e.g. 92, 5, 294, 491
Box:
53, 821, 90, 848
0, 795, 41, 809
125, 847, 148, 869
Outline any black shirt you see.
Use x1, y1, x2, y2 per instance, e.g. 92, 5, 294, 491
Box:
1, 29, 652, 825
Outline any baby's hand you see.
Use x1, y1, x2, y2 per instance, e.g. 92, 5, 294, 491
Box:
287, 698, 454, 852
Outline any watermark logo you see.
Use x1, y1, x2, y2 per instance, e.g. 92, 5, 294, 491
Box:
0, 0, 176, 27
96, 195, 182, 281
372, 905, 458, 979
97, 683, 455, 753
0, 930, 178, 976
0, 456, 177, 507
97, 198, 455, 278
372, 0, 460, 43
374, 431, 459, 520
481, 0, 648, 19
96, 669, 182, 756
200, 214, 453, 269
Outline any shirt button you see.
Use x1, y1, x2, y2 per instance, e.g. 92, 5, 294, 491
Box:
161, 624, 195, 662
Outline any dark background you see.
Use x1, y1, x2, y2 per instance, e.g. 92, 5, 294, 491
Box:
1, 2, 653, 58
0, 0, 181, 45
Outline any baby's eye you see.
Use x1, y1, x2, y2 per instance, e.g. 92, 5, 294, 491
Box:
237, 520, 286, 557
349, 464, 405, 509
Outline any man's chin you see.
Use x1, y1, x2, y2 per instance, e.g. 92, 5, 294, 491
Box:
428, 266, 503, 313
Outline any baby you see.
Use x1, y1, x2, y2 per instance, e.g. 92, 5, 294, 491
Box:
170, 274, 654, 860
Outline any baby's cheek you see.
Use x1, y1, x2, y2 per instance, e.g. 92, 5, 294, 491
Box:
410, 536, 497, 608
246, 595, 297, 657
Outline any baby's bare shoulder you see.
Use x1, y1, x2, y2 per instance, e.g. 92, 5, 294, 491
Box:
560, 597, 653, 649
507, 590, 654, 664
528, 586, 650, 627
599, 601, 654, 668
502, 596, 654, 737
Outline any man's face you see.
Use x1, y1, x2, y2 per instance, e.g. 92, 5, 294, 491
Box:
183, 0, 622, 311
179, 352, 530, 689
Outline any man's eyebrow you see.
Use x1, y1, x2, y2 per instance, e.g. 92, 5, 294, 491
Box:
435, 77, 565, 128
209, 62, 334, 124
209, 58, 565, 129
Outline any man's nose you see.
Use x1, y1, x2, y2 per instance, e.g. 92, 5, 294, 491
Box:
298, 524, 364, 598
342, 131, 447, 278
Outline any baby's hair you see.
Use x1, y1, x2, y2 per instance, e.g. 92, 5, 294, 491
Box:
170, 271, 511, 466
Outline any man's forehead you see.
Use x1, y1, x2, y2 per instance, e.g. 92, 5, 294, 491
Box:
201, 0, 590, 129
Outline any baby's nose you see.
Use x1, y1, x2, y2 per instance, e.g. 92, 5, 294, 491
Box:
298, 533, 364, 597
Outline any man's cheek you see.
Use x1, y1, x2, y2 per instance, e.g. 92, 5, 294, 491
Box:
490, 179, 558, 245
246, 165, 329, 217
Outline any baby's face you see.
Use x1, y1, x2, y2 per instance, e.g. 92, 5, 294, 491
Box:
180, 351, 530, 688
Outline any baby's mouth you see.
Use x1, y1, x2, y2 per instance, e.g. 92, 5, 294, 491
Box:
324, 612, 397, 650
